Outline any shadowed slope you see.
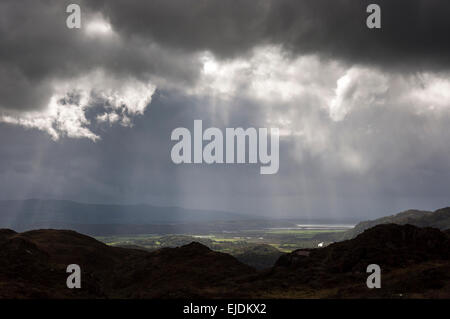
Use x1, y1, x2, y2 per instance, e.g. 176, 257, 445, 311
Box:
0, 229, 254, 298
0, 224, 449, 298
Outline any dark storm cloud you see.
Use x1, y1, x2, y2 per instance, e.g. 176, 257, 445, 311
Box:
266, 0, 450, 71
90, 0, 450, 69
0, 0, 200, 112
1, 0, 449, 112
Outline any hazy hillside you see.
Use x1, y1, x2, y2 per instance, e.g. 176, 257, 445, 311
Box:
315, 207, 450, 242
0, 199, 250, 231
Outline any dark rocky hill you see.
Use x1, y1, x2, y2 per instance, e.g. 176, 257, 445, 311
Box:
265, 224, 450, 298
277, 224, 450, 270
0, 229, 254, 298
0, 224, 449, 299
231, 244, 284, 269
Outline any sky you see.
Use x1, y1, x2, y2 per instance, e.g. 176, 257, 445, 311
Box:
0, 0, 450, 219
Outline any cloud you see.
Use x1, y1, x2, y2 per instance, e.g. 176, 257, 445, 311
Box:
0, 70, 156, 140
0, 0, 198, 139
1, 95, 98, 141
329, 67, 388, 121
88, 0, 450, 70
84, 15, 114, 37
407, 74, 450, 112
184, 44, 450, 180
195, 46, 341, 103
0, 0, 449, 141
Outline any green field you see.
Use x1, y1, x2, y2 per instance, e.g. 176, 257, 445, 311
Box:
97, 229, 343, 249
95, 228, 346, 268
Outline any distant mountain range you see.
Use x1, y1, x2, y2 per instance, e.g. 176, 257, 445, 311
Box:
0, 199, 351, 235
2, 199, 450, 239
0, 199, 250, 232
